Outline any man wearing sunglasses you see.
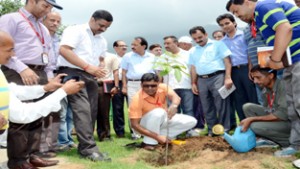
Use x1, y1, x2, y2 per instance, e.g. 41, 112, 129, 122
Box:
129, 73, 197, 151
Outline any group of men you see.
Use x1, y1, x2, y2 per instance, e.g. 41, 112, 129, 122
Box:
1, 0, 300, 168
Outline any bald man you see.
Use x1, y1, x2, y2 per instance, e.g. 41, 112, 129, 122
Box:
38, 11, 63, 156
0, 31, 84, 168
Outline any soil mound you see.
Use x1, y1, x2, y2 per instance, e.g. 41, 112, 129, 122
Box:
140, 136, 291, 168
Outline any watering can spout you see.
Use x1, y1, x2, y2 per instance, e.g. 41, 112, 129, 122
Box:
224, 132, 234, 145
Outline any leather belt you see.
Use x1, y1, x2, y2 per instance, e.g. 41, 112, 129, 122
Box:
127, 79, 140, 81
198, 70, 225, 79
232, 63, 248, 69
27, 64, 46, 70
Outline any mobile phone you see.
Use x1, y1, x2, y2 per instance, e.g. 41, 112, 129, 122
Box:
61, 75, 81, 83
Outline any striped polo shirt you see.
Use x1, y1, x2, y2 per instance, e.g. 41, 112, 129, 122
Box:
255, 0, 300, 63
0, 70, 9, 130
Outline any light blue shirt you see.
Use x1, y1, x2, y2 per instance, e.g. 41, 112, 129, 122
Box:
188, 39, 231, 75
121, 51, 156, 79
222, 29, 248, 66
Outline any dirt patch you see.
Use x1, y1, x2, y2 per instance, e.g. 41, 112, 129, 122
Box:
140, 136, 295, 168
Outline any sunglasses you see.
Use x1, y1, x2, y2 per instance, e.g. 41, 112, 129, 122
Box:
142, 84, 158, 88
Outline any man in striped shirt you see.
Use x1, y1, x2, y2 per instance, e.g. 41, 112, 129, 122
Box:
227, 0, 300, 157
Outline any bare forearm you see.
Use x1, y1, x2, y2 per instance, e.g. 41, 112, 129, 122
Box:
224, 57, 232, 79
272, 23, 292, 61
60, 46, 88, 69
248, 114, 280, 122
191, 66, 197, 84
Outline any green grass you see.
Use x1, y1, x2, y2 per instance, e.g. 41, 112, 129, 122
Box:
58, 103, 155, 169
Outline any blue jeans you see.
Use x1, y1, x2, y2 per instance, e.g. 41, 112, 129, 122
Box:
58, 98, 74, 146
174, 89, 194, 117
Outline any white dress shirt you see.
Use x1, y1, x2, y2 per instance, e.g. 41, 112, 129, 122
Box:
57, 23, 107, 69
9, 83, 66, 124
159, 49, 192, 89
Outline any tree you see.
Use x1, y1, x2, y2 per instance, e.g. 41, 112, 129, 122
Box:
0, 0, 23, 16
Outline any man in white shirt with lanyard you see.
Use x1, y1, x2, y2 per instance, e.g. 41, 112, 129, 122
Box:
57, 9, 112, 162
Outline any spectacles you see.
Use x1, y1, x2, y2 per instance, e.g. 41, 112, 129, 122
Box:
142, 84, 158, 88
118, 45, 127, 48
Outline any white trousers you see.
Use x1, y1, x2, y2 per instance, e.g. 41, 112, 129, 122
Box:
127, 81, 142, 137
140, 108, 197, 145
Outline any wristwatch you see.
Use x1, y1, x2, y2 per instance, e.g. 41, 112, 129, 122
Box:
114, 86, 120, 90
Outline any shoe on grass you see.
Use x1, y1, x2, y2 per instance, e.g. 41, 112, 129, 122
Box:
274, 147, 298, 157
256, 138, 278, 148
293, 159, 300, 168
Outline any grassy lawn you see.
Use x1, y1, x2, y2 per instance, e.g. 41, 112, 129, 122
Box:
58, 103, 156, 169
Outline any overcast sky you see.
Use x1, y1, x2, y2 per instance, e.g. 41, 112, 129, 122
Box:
56, 0, 247, 51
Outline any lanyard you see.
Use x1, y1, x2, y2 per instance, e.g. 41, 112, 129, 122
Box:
19, 10, 45, 45
251, 14, 257, 38
267, 92, 275, 110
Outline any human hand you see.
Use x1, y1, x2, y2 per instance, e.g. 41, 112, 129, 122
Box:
110, 87, 119, 96
167, 104, 178, 119
191, 83, 198, 95
122, 86, 127, 95
61, 80, 85, 95
44, 74, 67, 92
224, 77, 233, 89
20, 68, 40, 85
156, 135, 171, 144
268, 59, 284, 70
0, 114, 7, 129
85, 65, 107, 78
239, 118, 252, 132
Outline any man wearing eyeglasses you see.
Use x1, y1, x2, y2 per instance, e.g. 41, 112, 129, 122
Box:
129, 73, 197, 151
111, 40, 128, 138
227, 0, 300, 158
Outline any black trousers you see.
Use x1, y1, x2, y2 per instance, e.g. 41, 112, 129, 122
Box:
231, 65, 258, 121
57, 67, 99, 156
111, 82, 126, 136
1, 66, 48, 168
97, 83, 111, 140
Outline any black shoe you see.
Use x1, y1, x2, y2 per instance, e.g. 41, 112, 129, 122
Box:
82, 152, 112, 162
141, 142, 156, 151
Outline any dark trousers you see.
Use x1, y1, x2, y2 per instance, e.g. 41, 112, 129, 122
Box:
57, 67, 99, 156
112, 82, 126, 136
197, 73, 231, 133
231, 65, 258, 121
97, 83, 112, 140
193, 94, 205, 129
1, 66, 48, 168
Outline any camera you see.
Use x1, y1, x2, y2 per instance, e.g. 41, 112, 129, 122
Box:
61, 75, 81, 83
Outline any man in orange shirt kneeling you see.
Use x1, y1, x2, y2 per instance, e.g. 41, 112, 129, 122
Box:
129, 73, 197, 150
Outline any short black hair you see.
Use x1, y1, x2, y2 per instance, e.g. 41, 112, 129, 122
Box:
250, 65, 277, 77
163, 35, 178, 43
226, 0, 257, 11
141, 73, 159, 83
149, 44, 162, 51
216, 13, 236, 27
135, 36, 148, 50
92, 10, 113, 22
113, 40, 123, 47
189, 26, 206, 35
